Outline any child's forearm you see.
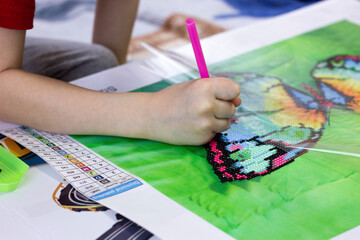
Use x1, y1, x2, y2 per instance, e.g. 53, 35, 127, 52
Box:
0, 69, 241, 145
0, 69, 153, 138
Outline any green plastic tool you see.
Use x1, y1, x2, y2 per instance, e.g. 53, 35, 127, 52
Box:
0, 145, 29, 192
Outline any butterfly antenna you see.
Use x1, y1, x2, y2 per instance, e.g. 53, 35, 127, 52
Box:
326, 106, 331, 126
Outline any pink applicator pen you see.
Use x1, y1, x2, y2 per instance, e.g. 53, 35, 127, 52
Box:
186, 18, 241, 120
186, 18, 210, 78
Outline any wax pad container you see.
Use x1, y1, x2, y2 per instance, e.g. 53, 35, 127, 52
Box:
0, 145, 29, 191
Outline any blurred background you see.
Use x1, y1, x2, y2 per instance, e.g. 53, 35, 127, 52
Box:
27, 0, 322, 60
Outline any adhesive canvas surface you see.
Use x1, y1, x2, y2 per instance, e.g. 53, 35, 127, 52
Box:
73, 21, 360, 239
204, 55, 360, 182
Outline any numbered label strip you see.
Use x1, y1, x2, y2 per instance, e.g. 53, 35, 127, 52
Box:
1, 126, 142, 200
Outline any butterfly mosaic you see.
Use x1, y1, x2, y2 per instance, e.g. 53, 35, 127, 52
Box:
205, 55, 360, 182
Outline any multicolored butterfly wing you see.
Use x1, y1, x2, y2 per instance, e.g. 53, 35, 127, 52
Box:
205, 73, 327, 182
312, 55, 360, 113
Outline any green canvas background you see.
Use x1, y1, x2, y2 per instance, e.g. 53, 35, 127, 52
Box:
73, 21, 360, 239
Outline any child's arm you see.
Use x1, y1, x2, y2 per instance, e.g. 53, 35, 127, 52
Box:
92, 0, 139, 64
0, 28, 241, 145
141, 78, 241, 145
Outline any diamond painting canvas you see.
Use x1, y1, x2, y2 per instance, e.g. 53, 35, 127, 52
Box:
73, 21, 360, 239
206, 54, 360, 182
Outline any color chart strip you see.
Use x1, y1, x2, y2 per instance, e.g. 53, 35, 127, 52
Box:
1, 126, 142, 200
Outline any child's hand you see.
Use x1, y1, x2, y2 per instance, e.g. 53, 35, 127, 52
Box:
145, 77, 241, 145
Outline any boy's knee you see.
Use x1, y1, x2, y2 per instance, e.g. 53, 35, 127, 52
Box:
86, 44, 119, 70
59, 44, 119, 81
23, 38, 120, 82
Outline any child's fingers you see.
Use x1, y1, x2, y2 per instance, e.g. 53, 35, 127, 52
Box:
213, 118, 231, 133
213, 78, 241, 101
214, 99, 236, 119
230, 97, 242, 107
